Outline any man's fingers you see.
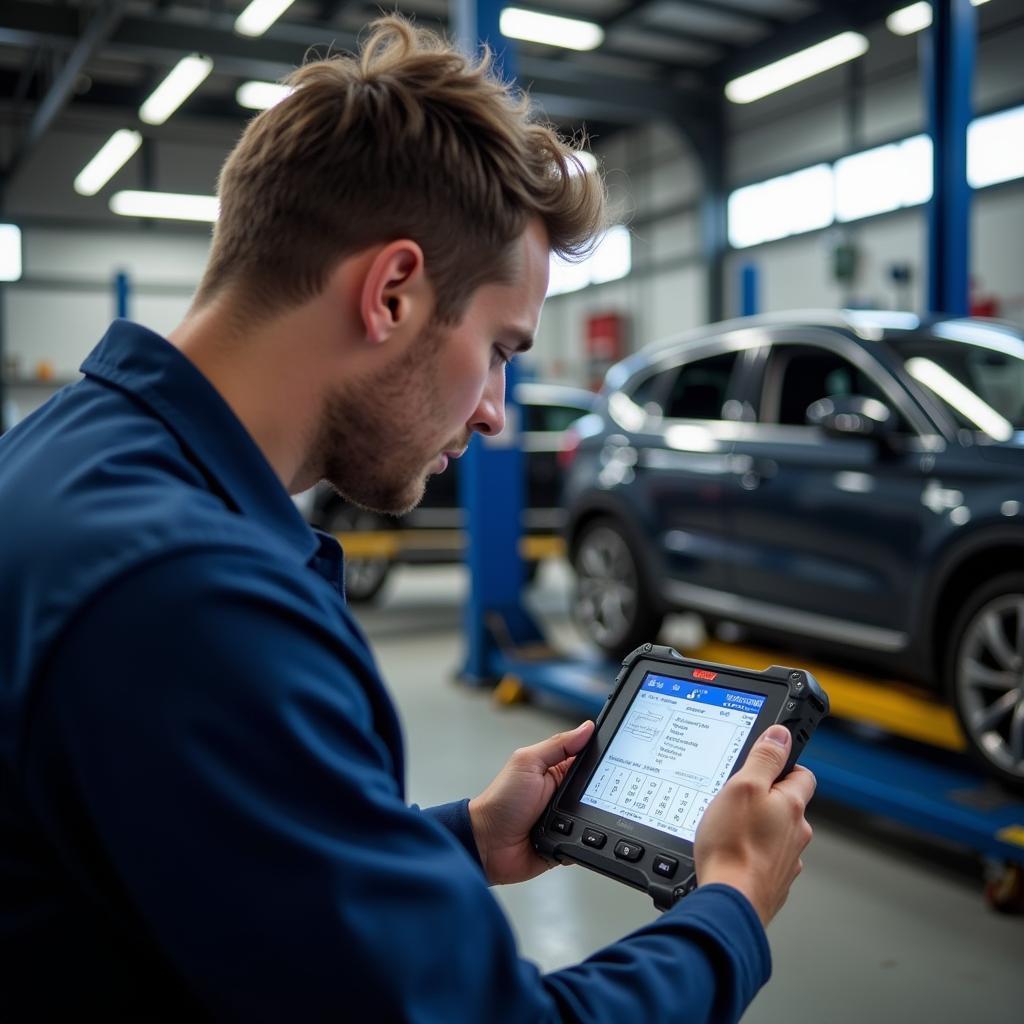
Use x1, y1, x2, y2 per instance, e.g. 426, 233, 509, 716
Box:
774, 764, 817, 805
737, 725, 792, 787
517, 721, 594, 771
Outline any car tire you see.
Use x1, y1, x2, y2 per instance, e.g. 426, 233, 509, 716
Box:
946, 572, 1024, 792
571, 517, 664, 659
327, 505, 393, 604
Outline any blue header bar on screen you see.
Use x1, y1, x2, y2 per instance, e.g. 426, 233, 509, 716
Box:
641, 673, 766, 713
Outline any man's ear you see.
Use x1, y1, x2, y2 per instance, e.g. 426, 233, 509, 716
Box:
359, 240, 428, 344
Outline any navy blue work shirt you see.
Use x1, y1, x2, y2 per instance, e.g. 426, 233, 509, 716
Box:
0, 320, 770, 1021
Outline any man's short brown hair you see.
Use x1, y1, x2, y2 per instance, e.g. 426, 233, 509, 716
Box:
196, 16, 607, 324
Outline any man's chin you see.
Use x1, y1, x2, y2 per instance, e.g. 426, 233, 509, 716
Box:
327, 475, 427, 518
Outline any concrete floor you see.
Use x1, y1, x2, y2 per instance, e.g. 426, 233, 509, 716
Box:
354, 562, 1022, 1024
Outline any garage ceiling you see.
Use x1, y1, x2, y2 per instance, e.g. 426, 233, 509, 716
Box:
0, 0, 915, 219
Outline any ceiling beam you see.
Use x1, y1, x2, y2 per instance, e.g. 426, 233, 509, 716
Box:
715, 0, 901, 82
0, 2, 704, 127
6, 0, 129, 179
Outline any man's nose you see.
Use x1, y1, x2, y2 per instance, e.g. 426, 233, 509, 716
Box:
469, 371, 506, 437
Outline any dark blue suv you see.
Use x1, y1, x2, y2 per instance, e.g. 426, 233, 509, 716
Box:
562, 311, 1024, 788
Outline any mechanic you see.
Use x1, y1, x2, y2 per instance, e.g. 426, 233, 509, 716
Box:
0, 16, 815, 1021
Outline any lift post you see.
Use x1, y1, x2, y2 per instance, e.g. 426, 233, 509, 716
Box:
455, 0, 547, 686
923, 0, 976, 315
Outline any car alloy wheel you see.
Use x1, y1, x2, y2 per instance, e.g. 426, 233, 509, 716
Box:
571, 518, 663, 658
950, 573, 1024, 790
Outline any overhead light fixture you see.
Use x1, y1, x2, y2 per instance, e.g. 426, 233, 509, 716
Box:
235, 0, 297, 38
500, 8, 604, 51
0, 224, 22, 283
139, 54, 214, 125
887, 0, 993, 37
236, 81, 294, 111
886, 2, 934, 35
725, 31, 868, 104
74, 129, 142, 196
109, 190, 219, 222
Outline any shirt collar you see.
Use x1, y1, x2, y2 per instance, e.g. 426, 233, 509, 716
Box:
81, 318, 320, 564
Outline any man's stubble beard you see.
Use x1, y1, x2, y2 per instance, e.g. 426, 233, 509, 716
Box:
313, 319, 455, 516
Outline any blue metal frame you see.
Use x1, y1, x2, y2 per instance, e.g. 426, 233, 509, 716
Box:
114, 270, 131, 320
923, 0, 976, 316
740, 263, 759, 317
455, 0, 544, 684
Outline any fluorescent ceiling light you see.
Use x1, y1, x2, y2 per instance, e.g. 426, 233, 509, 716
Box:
110, 190, 219, 223
887, 0, 993, 37
236, 81, 294, 111
235, 0, 297, 38
0, 224, 22, 283
500, 8, 604, 51
139, 54, 214, 125
726, 31, 868, 104
73, 129, 142, 196
886, 2, 933, 35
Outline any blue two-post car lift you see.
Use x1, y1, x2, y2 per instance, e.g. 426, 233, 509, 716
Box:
455, 0, 1024, 909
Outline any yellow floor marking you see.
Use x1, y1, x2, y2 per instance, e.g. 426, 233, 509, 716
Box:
521, 535, 566, 560
333, 531, 401, 558
691, 640, 967, 752
996, 825, 1024, 848
334, 529, 563, 561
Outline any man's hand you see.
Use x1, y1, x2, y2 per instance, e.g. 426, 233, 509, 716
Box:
469, 720, 594, 885
694, 725, 816, 927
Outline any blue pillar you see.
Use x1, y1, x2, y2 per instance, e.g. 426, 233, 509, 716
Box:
453, 0, 542, 684
740, 263, 759, 317
114, 270, 131, 319
923, 0, 975, 316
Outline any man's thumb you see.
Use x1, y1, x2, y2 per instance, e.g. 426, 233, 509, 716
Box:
526, 720, 594, 770
742, 725, 792, 782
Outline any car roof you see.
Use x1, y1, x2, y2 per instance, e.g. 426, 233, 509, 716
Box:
603, 310, 1024, 391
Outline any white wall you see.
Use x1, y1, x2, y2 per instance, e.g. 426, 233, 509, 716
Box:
538, 1, 1024, 381
5, 228, 209, 379
719, 4, 1024, 324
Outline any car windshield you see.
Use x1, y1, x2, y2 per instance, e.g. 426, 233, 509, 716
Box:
891, 324, 1024, 440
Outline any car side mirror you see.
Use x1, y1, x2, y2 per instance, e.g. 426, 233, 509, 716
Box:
806, 395, 896, 442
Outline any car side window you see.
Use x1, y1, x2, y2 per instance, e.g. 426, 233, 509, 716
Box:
663, 351, 739, 421
626, 368, 675, 417
766, 345, 911, 431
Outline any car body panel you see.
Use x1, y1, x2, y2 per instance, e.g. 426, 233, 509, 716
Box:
564, 311, 1024, 691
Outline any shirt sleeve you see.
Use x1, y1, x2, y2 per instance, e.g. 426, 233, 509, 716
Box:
421, 799, 484, 869
23, 546, 771, 1023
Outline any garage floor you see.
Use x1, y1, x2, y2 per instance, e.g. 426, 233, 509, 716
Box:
355, 563, 1022, 1024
